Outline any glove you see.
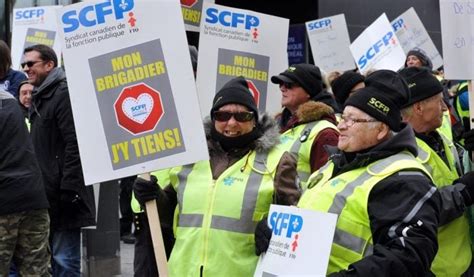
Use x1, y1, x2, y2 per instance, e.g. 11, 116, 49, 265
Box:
60, 190, 81, 207
463, 129, 474, 151
133, 175, 161, 206
457, 171, 474, 206
255, 217, 272, 256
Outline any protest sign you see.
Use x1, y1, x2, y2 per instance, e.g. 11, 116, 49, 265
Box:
11, 6, 62, 69
181, 0, 214, 32
196, 3, 289, 117
391, 7, 443, 69
288, 24, 308, 65
350, 13, 406, 75
306, 14, 355, 73
439, 0, 474, 79
56, 0, 208, 185
254, 205, 337, 277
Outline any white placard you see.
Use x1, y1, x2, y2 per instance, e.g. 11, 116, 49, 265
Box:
11, 6, 62, 70
391, 7, 443, 69
56, 0, 208, 185
439, 0, 474, 79
254, 205, 337, 277
181, 0, 214, 32
196, 3, 289, 117
306, 14, 355, 73
350, 13, 406, 75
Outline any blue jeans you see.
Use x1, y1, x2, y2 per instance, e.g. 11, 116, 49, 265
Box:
50, 228, 80, 277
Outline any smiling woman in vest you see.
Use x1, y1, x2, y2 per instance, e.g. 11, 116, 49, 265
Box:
133, 76, 301, 276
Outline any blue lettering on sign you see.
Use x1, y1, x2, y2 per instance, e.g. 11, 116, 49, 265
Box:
62, 0, 134, 33
307, 18, 332, 31
269, 211, 303, 238
131, 104, 147, 116
205, 7, 259, 30
357, 31, 394, 70
15, 8, 45, 20
392, 18, 404, 32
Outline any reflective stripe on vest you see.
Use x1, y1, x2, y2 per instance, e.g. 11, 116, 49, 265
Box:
281, 120, 338, 188
177, 151, 269, 234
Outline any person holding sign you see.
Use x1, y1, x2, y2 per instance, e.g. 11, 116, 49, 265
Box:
400, 67, 474, 276
291, 70, 440, 276
22, 44, 96, 276
134, 76, 301, 276
271, 64, 339, 190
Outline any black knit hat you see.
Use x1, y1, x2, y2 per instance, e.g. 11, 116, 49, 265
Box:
331, 71, 365, 105
271, 64, 323, 97
345, 70, 409, 131
211, 76, 258, 119
398, 67, 443, 108
405, 48, 433, 70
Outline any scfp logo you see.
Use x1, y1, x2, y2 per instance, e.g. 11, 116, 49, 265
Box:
392, 18, 405, 32
205, 8, 259, 30
62, 0, 134, 33
357, 31, 394, 70
307, 19, 331, 31
269, 211, 303, 238
15, 8, 45, 20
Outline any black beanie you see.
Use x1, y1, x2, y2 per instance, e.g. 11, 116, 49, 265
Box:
405, 48, 433, 70
330, 71, 365, 105
345, 70, 409, 131
271, 64, 323, 97
398, 67, 443, 107
210, 76, 258, 118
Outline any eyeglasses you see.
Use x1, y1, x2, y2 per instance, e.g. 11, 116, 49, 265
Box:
213, 111, 255, 122
340, 115, 378, 127
21, 60, 44, 69
280, 82, 300, 89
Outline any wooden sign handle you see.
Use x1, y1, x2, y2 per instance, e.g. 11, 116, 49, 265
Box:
140, 173, 169, 276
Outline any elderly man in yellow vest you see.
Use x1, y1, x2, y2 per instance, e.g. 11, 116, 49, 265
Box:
291, 70, 441, 276
399, 66, 474, 276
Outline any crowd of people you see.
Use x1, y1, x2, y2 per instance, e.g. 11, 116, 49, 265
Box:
1, 37, 474, 277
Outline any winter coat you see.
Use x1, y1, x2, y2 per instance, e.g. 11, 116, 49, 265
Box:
0, 89, 49, 215
30, 67, 95, 230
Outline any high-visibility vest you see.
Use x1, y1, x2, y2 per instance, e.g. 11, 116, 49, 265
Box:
416, 134, 471, 276
168, 146, 286, 277
298, 152, 432, 274
436, 110, 453, 141
279, 120, 338, 190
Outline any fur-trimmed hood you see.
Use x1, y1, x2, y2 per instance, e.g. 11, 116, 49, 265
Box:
204, 113, 281, 153
295, 100, 334, 124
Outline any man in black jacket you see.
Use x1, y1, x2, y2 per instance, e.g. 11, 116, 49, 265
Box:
0, 88, 50, 276
23, 44, 96, 276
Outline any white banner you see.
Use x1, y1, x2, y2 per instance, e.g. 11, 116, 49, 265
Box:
181, 0, 214, 32
196, 3, 289, 117
57, 0, 208, 185
254, 205, 337, 277
306, 14, 355, 73
11, 6, 62, 70
391, 7, 443, 69
350, 13, 406, 75
439, 0, 474, 79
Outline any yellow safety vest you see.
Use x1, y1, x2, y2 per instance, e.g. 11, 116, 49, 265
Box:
168, 147, 286, 277
298, 152, 432, 274
279, 120, 338, 190
436, 111, 453, 142
416, 134, 471, 276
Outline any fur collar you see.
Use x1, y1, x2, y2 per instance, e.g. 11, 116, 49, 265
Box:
295, 101, 334, 124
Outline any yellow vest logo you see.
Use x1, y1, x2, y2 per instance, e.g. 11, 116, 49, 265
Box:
368, 97, 390, 115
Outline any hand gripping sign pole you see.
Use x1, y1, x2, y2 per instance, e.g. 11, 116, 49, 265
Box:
140, 173, 169, 276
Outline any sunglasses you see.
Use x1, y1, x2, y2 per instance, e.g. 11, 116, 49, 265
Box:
213, 111, 255, 122
280, 82, 300, 89
21, 60, 44, 69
